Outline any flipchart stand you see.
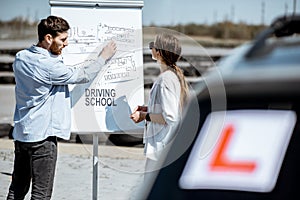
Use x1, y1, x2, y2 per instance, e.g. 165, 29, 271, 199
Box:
49, 1, 144, 199
93, 133, 99, 200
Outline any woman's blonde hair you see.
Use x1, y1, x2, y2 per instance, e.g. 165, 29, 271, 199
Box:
154, 33, 189, 110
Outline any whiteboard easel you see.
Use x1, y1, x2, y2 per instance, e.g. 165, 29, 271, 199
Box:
49, 1, 144, 199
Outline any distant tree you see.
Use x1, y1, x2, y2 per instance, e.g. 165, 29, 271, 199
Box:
150, 21, 267, 42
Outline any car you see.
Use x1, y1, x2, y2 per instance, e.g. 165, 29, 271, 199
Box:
133, 14, 300, 199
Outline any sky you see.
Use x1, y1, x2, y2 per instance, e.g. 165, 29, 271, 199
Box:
0, 0, 299, 26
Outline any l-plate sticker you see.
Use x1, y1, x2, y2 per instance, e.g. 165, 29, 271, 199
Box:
209, 124, 257, 173
179, 110, 297, 192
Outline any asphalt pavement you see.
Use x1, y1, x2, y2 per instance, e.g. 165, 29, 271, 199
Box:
0, 138, 146, 200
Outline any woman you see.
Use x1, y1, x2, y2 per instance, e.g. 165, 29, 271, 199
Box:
130, 33, 189, 165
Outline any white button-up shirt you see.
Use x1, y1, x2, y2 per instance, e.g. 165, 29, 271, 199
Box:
144, 70, 181, 160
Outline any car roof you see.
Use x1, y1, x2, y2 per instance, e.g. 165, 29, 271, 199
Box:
215, 14, 300, 76
217, 36, 300, 74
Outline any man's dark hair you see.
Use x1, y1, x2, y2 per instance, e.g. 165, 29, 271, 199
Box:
38, 15, 70, 42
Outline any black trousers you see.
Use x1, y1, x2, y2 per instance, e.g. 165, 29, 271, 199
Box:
7, 136, 57, 200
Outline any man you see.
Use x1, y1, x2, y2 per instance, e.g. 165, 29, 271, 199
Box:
7, 15, 116, 199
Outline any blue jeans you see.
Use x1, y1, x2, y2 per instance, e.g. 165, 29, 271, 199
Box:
7, 136, 57, 200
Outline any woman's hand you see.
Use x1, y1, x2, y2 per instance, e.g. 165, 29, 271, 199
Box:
133, 105, 148, 112
130, 110, 146, 123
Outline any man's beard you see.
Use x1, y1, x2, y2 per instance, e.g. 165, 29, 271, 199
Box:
50, 41, 62, 55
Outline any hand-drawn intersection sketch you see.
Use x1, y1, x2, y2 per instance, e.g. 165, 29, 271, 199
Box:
51, 5, 144, 132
